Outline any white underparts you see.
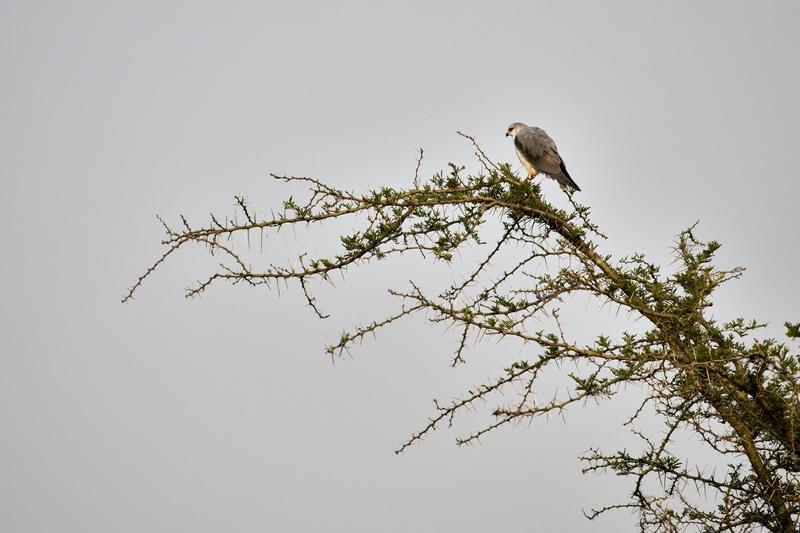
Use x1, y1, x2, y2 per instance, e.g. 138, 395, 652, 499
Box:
515, 146, 539, 178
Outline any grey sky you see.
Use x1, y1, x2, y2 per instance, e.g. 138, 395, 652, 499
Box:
1, 1, 798, 531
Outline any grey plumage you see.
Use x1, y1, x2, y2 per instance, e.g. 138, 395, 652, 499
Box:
506, 122, 580, 191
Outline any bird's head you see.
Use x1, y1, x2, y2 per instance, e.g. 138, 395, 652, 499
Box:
506, 122, 527, 138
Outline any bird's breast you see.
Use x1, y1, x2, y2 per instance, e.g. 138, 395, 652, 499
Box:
515, 146, 538, 176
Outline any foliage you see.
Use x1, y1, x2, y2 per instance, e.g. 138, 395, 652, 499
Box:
126, 138, 800, 532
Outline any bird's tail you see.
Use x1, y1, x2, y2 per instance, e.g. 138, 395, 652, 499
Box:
558, 174, 581, 191
557, 160, 580, 191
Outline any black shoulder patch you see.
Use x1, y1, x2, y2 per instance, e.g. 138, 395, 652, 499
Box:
514, 136, 526, 156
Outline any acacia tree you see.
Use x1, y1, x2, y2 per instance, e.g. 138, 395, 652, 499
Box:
126, 136, 800, 532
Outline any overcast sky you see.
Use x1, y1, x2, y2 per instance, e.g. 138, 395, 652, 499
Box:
2, 1, 799, 532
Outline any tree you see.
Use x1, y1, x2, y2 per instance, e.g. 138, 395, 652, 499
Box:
125, 136, 800, 532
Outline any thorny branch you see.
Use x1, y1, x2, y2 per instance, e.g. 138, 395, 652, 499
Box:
126, 136, 800, 532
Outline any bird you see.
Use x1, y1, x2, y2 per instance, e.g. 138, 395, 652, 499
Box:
506, 122, 580, 191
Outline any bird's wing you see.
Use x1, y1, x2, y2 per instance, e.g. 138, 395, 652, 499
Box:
514, 127, 563, 176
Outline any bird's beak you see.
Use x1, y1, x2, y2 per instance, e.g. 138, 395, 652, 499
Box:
505, 132, 510, 137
